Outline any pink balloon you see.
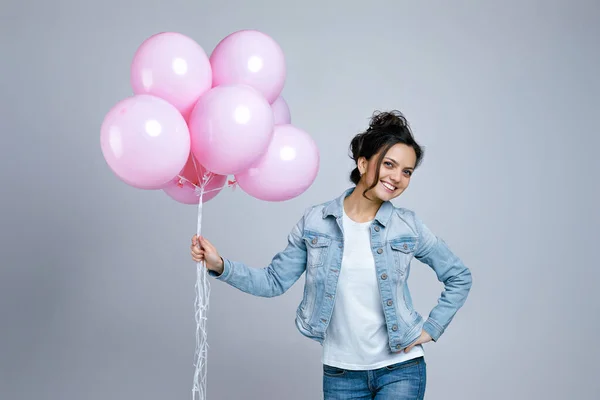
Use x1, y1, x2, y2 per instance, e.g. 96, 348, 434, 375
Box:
100, 94, 190, 190
210, 30, 286, 104
271, 96, 291, 125
162, 170, 227, 205
189, 84, 274, 175
178, 153, 212, 186
235, 124, 319, 202
131, 32, 212, 120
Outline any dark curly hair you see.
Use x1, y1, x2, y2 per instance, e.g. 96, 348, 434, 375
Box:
349, 110, 424, 197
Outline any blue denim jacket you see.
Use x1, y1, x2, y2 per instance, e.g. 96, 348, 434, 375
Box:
212, 188, 472, 352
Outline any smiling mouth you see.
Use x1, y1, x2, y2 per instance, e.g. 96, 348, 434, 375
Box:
381, 181, 397, 192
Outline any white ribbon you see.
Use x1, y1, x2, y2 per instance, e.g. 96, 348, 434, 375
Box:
191, 163, 213, 400
179, 160, 237, 399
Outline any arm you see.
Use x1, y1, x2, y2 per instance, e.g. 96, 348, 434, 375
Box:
413, 215, 473, 342
208, 215, 308, 298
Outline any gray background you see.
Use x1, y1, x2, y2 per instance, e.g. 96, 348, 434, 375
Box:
1, 0, 598, 399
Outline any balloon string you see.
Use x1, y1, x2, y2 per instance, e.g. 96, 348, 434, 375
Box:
191, 160, 213, 400
176, 175, 238, 195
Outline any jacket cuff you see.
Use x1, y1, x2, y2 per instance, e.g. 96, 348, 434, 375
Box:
208, 258, 233, 282
423, 318, 444, 342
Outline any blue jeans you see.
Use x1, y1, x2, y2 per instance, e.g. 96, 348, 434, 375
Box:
323, 357, 426, 399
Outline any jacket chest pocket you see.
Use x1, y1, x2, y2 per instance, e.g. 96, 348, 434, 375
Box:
304, 235, 332, 268
389, 237, 417, 275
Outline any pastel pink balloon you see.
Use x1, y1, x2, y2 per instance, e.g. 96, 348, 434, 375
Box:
210, 30, 286, 104
100, 94, 190, 190
178, 153, 213, 186
271, 96, 291, 125
235, 124, 319, 202
131, 32, 212, 120
162, 171, 227, 205
189, 84, 274, 175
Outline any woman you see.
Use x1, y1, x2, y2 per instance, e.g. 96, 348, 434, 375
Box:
190, 110, 472, 399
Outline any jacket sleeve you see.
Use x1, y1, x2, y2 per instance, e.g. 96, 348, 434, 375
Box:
413, 214, 473, 342
208, 214, 308, 298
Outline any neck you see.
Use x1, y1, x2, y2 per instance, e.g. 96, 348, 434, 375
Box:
343, 184, 383, 223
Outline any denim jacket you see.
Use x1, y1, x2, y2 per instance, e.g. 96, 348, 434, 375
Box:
212, 188, 472, 352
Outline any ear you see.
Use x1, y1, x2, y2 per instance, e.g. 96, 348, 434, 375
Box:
357, 157, 368, 176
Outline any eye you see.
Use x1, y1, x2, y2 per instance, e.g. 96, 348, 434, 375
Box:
403, 170, 413, 177
383, 161, 394, 168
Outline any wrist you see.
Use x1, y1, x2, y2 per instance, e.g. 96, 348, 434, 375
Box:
216, 257, 225, 275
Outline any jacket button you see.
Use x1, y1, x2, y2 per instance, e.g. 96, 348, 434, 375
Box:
374, 226, 380, 232
392, 325, 398, 331
312, 238, 318, 245
377, 248, 383, 254
396, 344, 401, 350
403, 243, 408, 250
381, 273, 388, 280
387, 300, 393, 306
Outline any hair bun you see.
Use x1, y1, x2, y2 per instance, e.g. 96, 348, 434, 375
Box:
368, 110, 409, 131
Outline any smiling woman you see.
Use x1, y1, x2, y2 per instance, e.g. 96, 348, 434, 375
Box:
190, 109, 472, 400
349, 110, 424, 202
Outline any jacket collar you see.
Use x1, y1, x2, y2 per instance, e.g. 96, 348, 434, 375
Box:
322, 187, 393, 227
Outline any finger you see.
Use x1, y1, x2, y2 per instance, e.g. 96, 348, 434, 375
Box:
192, 235, 198, 245
406, 338, 423, 353
191, 249, 204, 258
191, 249, 202, 257
198, 236, 209, 249
199, 237, 216, 252
405, 339, 420, 353
190, 245, 202, 255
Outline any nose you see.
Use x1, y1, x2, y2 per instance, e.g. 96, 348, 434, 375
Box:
391, 170, 403, 184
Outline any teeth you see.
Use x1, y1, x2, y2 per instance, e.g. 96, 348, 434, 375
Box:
382, 182, 396, 191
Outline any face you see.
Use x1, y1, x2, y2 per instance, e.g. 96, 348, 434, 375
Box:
358, 143, 417, 202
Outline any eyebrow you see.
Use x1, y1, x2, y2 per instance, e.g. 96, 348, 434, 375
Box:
384, 157, 414, 170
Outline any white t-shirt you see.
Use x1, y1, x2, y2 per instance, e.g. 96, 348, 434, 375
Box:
322, 209, 424, 370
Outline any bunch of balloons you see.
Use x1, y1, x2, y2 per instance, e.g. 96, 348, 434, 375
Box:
100, 30, 320, 203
